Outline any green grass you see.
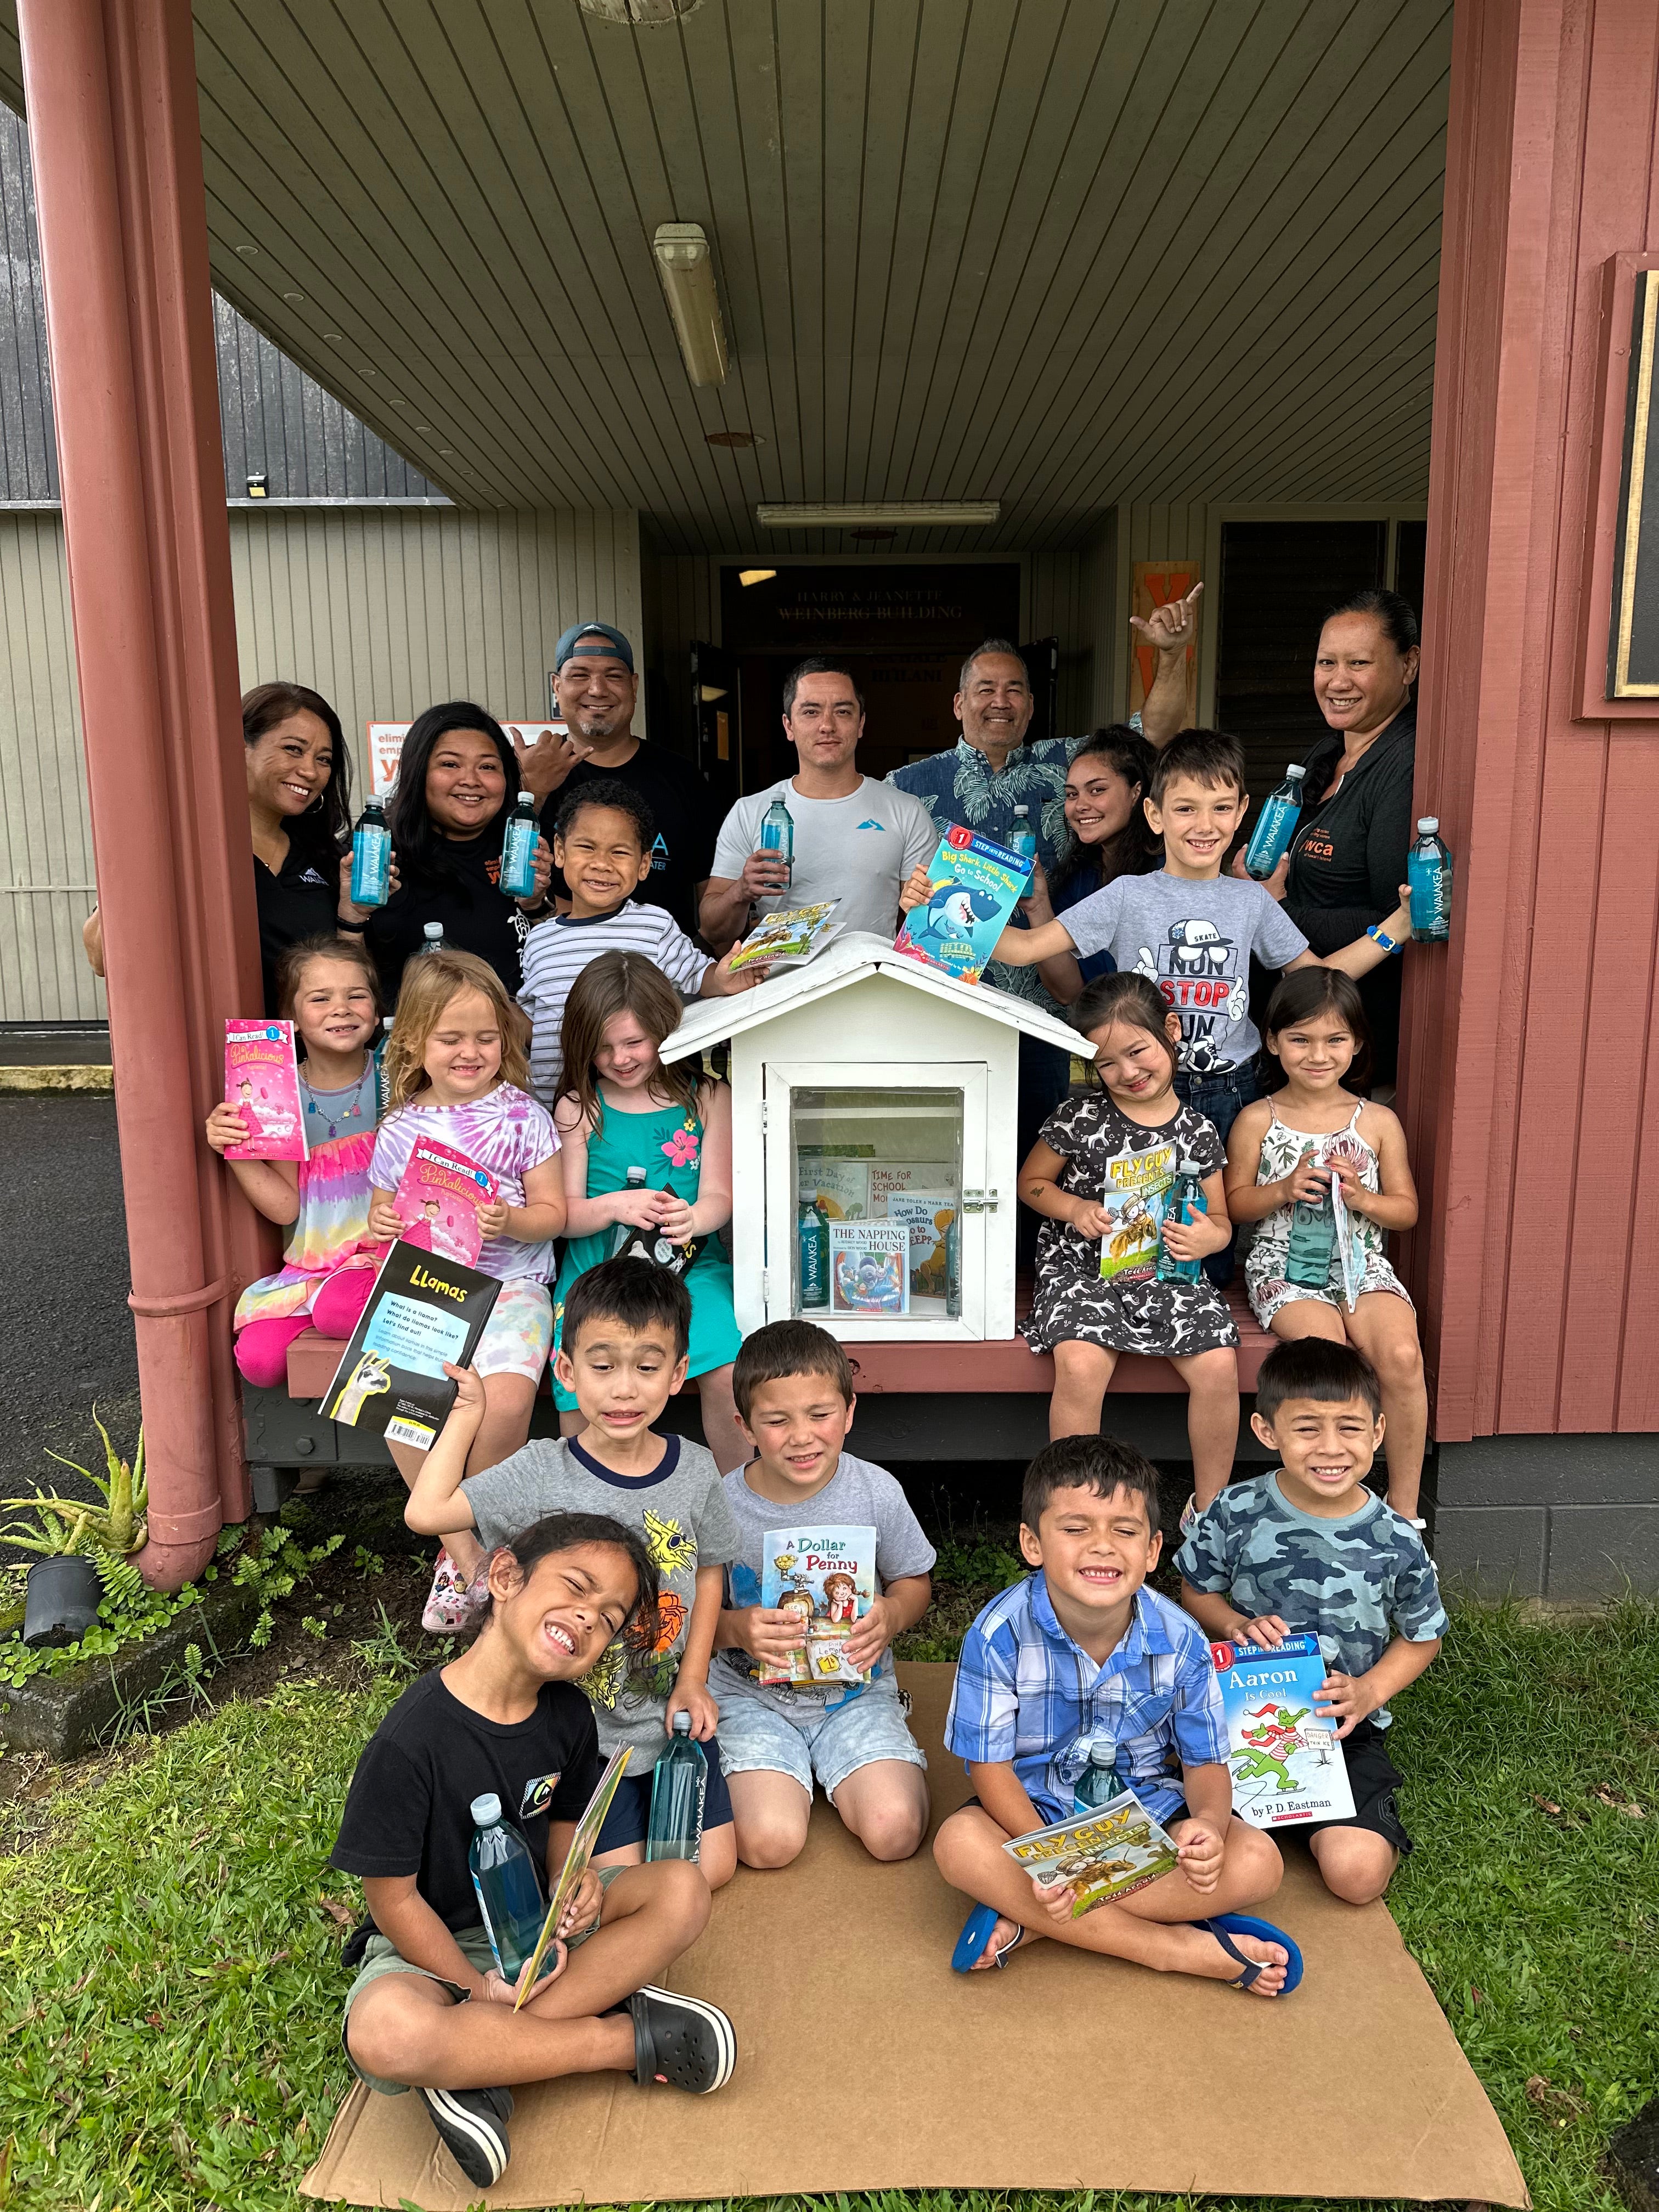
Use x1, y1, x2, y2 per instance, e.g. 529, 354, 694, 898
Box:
0, 1601, 1655, 2211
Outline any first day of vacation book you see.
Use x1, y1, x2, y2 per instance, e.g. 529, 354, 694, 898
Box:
892, 822, 1033, 984
321, 1239, 501, 1451
1001, 1784, 1179, 1917
758, 1522, 877, 1689
1209, 1633, 1355, 1829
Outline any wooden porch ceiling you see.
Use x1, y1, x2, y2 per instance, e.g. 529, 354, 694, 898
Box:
0, 0, 1451, 556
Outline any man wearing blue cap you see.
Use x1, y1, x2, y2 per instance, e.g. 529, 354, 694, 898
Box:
513, 623, 718, 939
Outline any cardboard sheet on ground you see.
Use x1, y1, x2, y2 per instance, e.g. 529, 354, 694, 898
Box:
304, 1662, 1529, 2210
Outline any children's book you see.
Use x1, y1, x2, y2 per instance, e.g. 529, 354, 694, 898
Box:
882, 1191, 957, 1298
867, 1160, 956, 1207
758, 1523, 878, 1688
829, 1222, 909, 1315
223, 1019, 308, 1162
512, 1746, 632, 2007
321, 1239, 501, 1451
1094, 1137, 1178, 1282
1001, 1785, 1179, 1917
1209, 1634, 1355, 1829
798, 1156, 870, 1220
892, 822, 1032, 984
726, 899, 842, 972
392, 1137, 499, 1268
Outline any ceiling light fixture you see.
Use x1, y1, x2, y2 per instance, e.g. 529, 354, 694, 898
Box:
755, 500, 1000, 528
707, 430, 755, 449
738, 568, 776, 586
653, 223, 729, 387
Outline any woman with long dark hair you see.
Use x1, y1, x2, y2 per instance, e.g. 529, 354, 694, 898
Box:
363, 702, 552, 1006
1021, 725, 1163, 1004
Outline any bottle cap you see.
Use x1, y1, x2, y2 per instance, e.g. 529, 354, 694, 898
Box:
1286, 763, 1305, 779
1088, 1738, 1114, 1765
672, 1710, 692, 1735
471, 1792, 503, 1826
424, 922, 443, 940
1418, 816, 1438, 833
1014, 804, 1029, 816
1177, 1158, 1203, 1174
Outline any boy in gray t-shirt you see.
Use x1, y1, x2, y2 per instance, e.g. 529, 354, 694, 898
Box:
713, 1321, 936, 1870
405, 1258, 742, 1888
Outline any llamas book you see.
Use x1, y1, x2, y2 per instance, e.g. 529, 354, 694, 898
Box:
1209, 1634, 1355, 1829
392, 1137, 499, 1268
892, 822, 1032, 983
223, 1019, 308, 1162
758, 1523, 877, 1688
321, 1239, 500, 1450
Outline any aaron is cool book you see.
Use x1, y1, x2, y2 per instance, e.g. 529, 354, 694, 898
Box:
223, 1019, 308, 1162
1001, 1786, 1178, 1917
321, 1239, 500, 1451
1209, 1634, 1355, 1830
893, 822, 1033, 984
758, 1523, 877, 1689
393, 1137, 499, 1268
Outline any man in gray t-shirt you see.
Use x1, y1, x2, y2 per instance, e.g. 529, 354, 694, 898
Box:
462, 1432, 741, 1765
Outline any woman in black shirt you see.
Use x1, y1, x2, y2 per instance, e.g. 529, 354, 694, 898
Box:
363, 703, 552, 1007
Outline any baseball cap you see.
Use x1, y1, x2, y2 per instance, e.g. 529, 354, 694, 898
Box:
554, 622, 635, 675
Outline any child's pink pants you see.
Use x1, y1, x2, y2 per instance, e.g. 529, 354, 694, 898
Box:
233, 1269, 375, 1390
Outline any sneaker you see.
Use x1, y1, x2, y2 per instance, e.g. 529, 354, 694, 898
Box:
416, 2083, 512, 2186
421, 1549, 487, 1635
624, 1985, 737, 2094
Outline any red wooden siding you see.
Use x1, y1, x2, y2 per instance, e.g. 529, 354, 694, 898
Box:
1403, 0, 1659, 1440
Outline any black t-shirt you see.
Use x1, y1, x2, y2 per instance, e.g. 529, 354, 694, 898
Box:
331, 1668, 601, 1944
254, 836, 339, 1014
365, 821, 529, 1006
541, 742, 718, 941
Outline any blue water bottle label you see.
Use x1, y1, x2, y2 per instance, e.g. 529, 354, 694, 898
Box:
351, 826, 390, 907
501, 814, 538, 899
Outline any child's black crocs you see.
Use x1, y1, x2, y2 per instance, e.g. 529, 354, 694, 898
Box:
624, 1985, 737, 2093
417, 2082, 513, 2185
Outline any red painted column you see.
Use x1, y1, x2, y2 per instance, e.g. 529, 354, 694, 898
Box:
19, 0, 268, 1582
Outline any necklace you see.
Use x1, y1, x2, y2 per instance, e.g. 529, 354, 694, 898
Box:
302, 1057, 377, 1142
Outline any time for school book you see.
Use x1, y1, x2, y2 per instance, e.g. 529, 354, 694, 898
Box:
1209, 1634, 1355, 1830
1001, 1785, 1179, 1917
223, 1018, 308, 1163
892, 821, 1032, 984
321, 1239, 501, 1452
392, 1137, 499, 1268
758, 1523, 878, 1688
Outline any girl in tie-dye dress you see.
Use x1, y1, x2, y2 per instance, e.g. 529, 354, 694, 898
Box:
206, 938, 389, 1405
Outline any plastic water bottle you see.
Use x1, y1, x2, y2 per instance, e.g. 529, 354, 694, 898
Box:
350, 798, 391, 909
646, 1711, 708, 1863
1072, 1737, 1123, 1816
1154, 1158, 1207, 1284
1243, 764, 1306, 879
1285, 1153, 1336, 1290
500, 792, 541, 900
759, 798, 794, 888
1407, 816, 1452, 940
799, 1198, 829, 1309
421, 921, 445, 956
1008, 804, 1038, 874
945, 1206, 962, 1318
468, 1793, 544, 1983
611, 1165, 650, 1257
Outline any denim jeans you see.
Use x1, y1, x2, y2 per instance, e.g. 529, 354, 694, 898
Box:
1172, 1061, 1263, 1289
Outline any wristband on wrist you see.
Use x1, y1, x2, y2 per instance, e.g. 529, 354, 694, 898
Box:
336, 917, 367, 934
1366, 921, 1404, 956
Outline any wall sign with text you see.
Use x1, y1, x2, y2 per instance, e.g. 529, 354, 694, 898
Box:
364, 720, 568, 797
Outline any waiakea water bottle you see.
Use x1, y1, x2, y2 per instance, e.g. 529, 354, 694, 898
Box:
799, 1198, 829, 1309
759, 798, 794, 888
611, 1165, 650, 1257
1008, 804, 1038, 873
1072, 1737, 1123, 1815
1285, 1152, 1336, 1290
1154, 1159, 1207, 1284
469, 1792, 545, 1983
1243, 764, 1306, 879
1408, 816, 1452, 940
646, 1711, 708, 1863
350, 798, 391, 909
500, 791, 541, 900
421, 921, 445, 956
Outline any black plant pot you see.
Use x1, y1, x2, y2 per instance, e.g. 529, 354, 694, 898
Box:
22, 1556, 103, 1649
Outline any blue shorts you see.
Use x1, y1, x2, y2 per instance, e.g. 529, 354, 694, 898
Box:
595, 1739, 734, 1853
713, 1669, 927, 1801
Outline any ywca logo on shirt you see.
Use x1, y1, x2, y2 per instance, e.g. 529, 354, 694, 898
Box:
1132, 918, 1248, 1056
520, 1772, 561, 1818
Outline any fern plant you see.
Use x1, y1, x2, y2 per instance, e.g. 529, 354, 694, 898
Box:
0, 1410, 146, 1560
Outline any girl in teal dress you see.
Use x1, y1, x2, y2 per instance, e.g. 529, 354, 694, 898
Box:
551, 950, 744, 1471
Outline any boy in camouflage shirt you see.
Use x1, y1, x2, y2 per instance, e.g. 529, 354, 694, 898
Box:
1176, 1339, 1446, 1905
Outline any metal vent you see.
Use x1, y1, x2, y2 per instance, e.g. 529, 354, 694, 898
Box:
577, 0, 702, 22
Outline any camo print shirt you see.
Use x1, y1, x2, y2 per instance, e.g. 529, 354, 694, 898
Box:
1173, 1474, 1447, 1727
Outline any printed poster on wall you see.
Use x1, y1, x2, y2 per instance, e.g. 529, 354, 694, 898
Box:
365, 720, 570, 798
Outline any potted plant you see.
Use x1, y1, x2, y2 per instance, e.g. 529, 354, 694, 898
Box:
2, 1413, 146, 1649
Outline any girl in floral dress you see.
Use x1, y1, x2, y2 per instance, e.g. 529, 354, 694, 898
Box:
551, 951, 743, 1473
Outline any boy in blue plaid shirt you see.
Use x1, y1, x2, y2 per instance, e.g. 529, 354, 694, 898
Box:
934, 1437, 1300, 1995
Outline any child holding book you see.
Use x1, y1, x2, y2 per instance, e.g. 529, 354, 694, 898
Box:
1176, 1339, 1446, 1906
518, 781, 758, 1105
712, 1320, 935, 1870
333, 1509, 736, 2193
935, 1435, 1299, 1993
405, 1259, 743, 1888
366, 950, 566, 1630
1224, 968, 1428, 1518
552, 951, 744, 1475
1018, 970, 1239, 1511
206, 936, 387, 1420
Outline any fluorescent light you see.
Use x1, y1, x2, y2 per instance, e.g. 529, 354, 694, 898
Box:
699, 684, 729, 703
755, 501, 1000, 527
653, 223, 729, 387
738, 568, 776, 586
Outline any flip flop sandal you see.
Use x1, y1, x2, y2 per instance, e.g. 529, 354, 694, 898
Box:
624, 1985, 737, 2094
1196, 1912, 1305, 1995
951, 1903, 1026, 1973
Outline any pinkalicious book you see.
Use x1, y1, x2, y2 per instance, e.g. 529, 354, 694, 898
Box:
321, 1239, 501, 1451
829, 1222, 909, 1315
758, 1523, 877, 1688
1001, 1786, 1179, 1916
892, 822, 1032, 984
223, 1019, 308, 1162
1209, 1634, 1355, 1830
392, 1137, 499, 1268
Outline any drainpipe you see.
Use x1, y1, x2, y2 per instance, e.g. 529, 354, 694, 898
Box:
19, 0, 267, 1586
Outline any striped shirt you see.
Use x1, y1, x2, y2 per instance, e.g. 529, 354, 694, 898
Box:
944, 1573, 1229, 1826
519, 903, 712, 1106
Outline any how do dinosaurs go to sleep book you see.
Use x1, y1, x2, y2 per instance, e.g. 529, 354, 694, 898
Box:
893, 822, 1033, 984
1209, 1634, 1355, 1829
1002, 1784, 1180, 1916
758, 1523, 878, 1689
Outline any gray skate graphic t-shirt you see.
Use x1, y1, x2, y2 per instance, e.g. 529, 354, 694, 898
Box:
461, 1433, 741, 1761
1063, 871, 1307, 1072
